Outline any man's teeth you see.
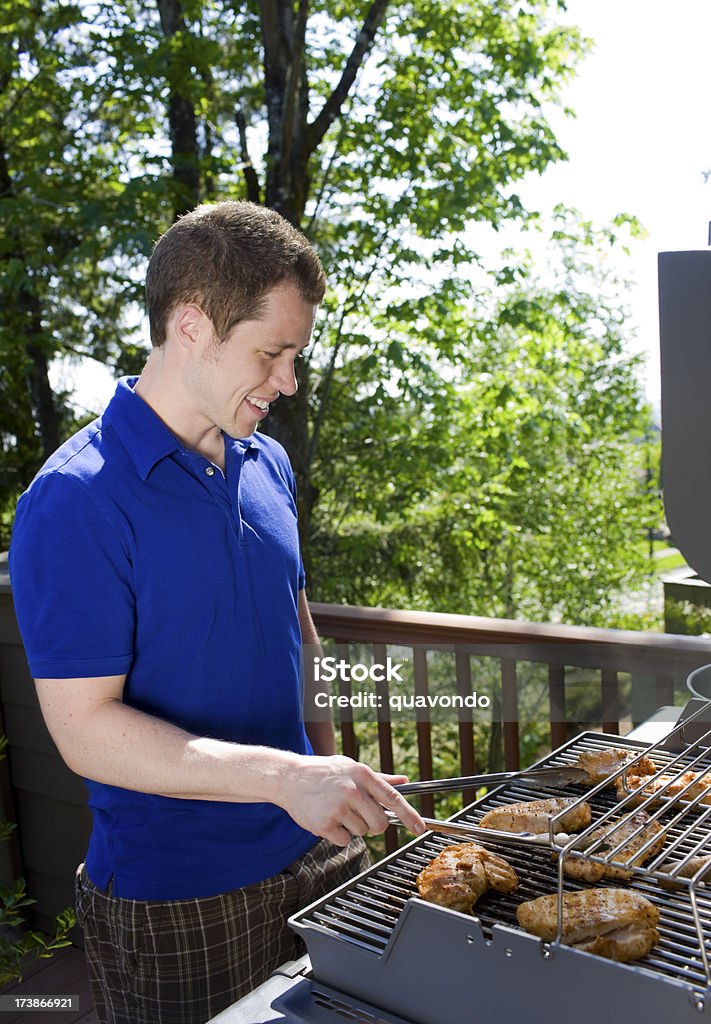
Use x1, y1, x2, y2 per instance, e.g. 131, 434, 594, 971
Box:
249, 398, 270, 411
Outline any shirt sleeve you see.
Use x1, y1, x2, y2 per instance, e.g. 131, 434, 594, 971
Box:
9, 472, 135, 679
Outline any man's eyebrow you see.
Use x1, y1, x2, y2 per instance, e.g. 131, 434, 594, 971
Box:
273, 340, 311, 352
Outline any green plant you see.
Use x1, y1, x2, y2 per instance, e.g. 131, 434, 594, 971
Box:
0, 738, 75, 988
665, 598, 711, 638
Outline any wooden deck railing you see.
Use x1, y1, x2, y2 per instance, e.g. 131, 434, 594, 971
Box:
309, 603, 711, 851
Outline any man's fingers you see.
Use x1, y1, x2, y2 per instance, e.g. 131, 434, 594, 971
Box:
326, 824, 355, 847
341, 808, 374, 838
367, 773, 427, 835
346, 790, 392, 836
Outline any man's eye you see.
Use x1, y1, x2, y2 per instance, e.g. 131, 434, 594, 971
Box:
263, 351, 280, 359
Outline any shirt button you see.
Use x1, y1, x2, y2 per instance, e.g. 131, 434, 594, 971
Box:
205, 466, 215, 477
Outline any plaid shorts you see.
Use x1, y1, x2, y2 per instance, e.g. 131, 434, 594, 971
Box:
75, 837, 369, 1024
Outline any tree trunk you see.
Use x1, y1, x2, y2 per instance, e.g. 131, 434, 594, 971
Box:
257, 0, 390, 575
0, 139, 61, 468
25, 339, 62, 460
156, 0, 201, 218
260, 0, 311, 225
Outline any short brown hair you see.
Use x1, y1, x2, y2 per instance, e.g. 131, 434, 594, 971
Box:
146, 201, 326, 346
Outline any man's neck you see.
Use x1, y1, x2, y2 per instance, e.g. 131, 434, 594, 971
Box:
134, 353, 225, 470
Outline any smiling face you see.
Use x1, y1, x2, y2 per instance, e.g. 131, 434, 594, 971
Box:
187, 281, 318, 441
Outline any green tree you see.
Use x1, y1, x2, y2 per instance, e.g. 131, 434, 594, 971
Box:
0, 0, 159, 541
1, 0, 587, 558
2, 0, 655, 631
310, 210, 660, 625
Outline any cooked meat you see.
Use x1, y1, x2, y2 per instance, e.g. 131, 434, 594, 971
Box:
479, 797, 591, 835
576, 748, 656, 785
516, 888, 659, 963
660, 854, 711, 891
416, 843, 519, 914
573, 922, 659, 962
616, 766, 711, 808
560, 810, 665, 882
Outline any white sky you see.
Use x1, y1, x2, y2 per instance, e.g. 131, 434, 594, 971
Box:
54, 0, 711, 413
514, 0, 711, 405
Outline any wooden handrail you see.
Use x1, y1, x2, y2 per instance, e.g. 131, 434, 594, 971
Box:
310, 602, 711, 676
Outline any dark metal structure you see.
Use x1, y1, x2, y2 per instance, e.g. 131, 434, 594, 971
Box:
659, 249, 711, 585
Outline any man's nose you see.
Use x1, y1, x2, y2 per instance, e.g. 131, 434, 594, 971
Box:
271, 360, 298, 396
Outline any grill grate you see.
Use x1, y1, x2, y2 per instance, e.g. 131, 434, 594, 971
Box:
296, 731, 711, 994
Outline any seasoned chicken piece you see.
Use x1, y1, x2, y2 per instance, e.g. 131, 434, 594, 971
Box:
479, 797, 591, 835
573, 922, 659, 962
616, 766, 711, 808
416, 843, 518, 914
659, 854, 711, 891
560, 810, 665, 882
516, 888, 660, 963
576, 748, 656, 786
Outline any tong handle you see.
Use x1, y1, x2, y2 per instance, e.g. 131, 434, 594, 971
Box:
395, 772, 515, 796
384, 811, 482, 841
384, 811, 550, 846
394, 764, 588, 796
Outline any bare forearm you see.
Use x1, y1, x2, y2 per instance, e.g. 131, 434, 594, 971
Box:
58, 699, 426, 844
51, 696, 299, 804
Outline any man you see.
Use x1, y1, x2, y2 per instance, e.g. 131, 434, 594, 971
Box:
9, 201, 425, 1024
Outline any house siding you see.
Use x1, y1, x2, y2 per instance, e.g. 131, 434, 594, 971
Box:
0, 555, 90, 938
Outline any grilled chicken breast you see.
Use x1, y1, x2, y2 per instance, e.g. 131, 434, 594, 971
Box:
479, 797, 592, 835
573, 922, 659, 962
576, 748, 656, 786
616, 767, 711, 808
516, 888, 659, 963
660, 854, 711, 890
416, 843, 519, 914
560, 810, 665, 882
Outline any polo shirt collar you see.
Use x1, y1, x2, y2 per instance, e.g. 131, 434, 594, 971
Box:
102, 376, 262, 480
101, 377, 180, 480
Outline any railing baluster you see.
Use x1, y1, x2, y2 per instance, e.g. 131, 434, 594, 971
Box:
413, 648, 434, 818
548, 663, 567, 750
373, 643, 397, 853
656, 676, 675, 709
601, 668, 620, 735
501, 658, 520, 771
455, 651, 476, 806
336, 641, 358, 760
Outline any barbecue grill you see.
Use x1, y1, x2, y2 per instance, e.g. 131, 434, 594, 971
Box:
213, 721, 711, 1023
286, 725, 711, 1024
207, 248, 711, 1023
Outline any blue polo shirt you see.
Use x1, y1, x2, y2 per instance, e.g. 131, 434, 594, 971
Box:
9, 377, 317, 899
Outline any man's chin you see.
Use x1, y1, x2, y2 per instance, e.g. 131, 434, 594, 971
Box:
232, 418, 259, 440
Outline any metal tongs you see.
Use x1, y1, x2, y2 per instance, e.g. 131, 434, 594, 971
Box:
394, 763, 589, 796
387, 763, 590, 844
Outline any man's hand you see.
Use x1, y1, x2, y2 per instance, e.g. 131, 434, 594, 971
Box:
279, 754, 427, 846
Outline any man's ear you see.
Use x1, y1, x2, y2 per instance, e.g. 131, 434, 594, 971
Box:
172, 304, 212, 353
